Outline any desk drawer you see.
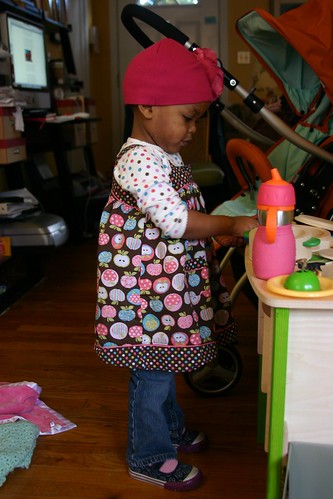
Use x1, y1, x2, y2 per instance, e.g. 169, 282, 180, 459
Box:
0, 138, 26, 164
62, 123, 86, 148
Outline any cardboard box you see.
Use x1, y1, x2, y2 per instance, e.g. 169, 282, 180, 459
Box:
84, 97, 97, 118
0, 237, 11, 257
0, 107, 22, 140
87, 122, 98, 144
56, 98, 74, 116
56, 96, 84, 116
56, 122, 86, 148
69, 122, 86, 148
0, 138, 26, 164
56, 97, 86, 147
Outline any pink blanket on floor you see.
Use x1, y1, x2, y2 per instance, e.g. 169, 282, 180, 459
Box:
0, 382, 76, 435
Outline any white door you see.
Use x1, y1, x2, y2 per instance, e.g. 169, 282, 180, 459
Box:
109, 0, 227, 158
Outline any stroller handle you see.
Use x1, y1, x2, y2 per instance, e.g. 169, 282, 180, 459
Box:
121, 4, 333, 165
121, 4, 238, 89
260, 107, 333, 164
235, 84, 333, 165
121, 4, 190, 49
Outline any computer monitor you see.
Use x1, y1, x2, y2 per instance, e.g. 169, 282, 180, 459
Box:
0, 12, 51, 111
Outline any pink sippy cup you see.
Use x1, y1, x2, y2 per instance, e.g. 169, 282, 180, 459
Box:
252, 168, 296, 280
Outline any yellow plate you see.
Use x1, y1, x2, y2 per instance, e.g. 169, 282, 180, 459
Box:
267, 275, 333, 298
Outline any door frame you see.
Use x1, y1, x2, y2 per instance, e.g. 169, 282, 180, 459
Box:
67, 0, 89, 94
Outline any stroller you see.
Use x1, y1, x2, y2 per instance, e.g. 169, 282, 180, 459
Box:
228, 0, 333, 221
120, 0, 333, 396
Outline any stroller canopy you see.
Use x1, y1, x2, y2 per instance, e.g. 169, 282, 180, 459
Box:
236, 0, 333, 115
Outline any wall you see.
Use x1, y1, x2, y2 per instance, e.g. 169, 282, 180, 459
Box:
67, 1, 89, 93
227, 0, 272, 105
88, 0, 112, 180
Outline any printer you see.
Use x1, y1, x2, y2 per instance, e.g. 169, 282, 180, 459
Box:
0, 188, 69, 248
0, 212, 69, 248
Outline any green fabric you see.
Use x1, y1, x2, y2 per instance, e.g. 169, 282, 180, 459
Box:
211, 190, 257, 217
268, 95, 333, 182
237, 11, 320, 113
0, 421, 39, 486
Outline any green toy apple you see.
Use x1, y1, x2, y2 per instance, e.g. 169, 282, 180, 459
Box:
284, 270, 321, 292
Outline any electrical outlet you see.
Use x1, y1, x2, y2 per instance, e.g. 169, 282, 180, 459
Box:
237, 51, 250, 64
0, 203, 8, 215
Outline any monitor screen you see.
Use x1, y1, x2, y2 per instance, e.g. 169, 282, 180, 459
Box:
0, 12, 51, 110
7, 14, 48, 90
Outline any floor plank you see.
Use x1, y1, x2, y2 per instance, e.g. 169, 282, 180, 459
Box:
1, 239, 267, 498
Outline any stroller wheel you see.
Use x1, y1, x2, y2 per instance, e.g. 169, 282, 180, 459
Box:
184, 346, 243, 397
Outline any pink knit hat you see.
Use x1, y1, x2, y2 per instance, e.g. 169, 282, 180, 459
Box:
123, 38, 224, 105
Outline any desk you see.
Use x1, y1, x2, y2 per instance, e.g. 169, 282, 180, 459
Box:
245, 248, 333, 499
24, 118, 100, 240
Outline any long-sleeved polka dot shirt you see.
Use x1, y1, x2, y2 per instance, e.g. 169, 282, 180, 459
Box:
114, 138, 189, 238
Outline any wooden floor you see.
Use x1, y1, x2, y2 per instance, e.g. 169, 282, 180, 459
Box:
1, 238, 267, 499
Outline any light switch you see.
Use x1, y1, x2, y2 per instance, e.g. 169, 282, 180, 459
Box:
237, 51, 250, 64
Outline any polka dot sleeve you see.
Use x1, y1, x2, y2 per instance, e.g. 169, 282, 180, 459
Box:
114, 142, 188, 238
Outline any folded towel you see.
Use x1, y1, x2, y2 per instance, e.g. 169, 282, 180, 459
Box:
0, 382, 76, 435
0, 420, 39, 487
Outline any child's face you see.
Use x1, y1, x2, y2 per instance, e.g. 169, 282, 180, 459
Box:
140, 101, 210, 154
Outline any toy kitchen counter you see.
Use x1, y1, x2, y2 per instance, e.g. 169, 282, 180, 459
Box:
244, 245, 333, 499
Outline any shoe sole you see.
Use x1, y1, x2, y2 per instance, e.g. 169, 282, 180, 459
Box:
128, 467, 203, 491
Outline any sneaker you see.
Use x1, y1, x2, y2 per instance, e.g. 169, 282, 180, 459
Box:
173, 429, 208, 453
128, 461, 203, 491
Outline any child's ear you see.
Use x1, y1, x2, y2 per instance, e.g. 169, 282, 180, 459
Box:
138, 104, 153, 119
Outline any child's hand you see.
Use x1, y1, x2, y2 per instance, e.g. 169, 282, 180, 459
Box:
231, 216, 258, 238
184, 211, 258, 240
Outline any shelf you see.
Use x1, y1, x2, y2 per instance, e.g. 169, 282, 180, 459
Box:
0, 0, 43, 20
43, 13, 68, 32
0, 1, 68, 28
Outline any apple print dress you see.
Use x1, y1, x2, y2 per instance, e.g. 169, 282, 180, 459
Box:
95, 138, 237, 372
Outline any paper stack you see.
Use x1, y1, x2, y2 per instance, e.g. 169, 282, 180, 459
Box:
0, 188, 39, 219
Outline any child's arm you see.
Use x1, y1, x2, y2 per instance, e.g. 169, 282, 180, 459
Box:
114, 144, 257, 240
183, 210, 258, 240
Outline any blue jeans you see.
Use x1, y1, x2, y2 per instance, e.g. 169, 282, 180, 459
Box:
126, 369, 185, 468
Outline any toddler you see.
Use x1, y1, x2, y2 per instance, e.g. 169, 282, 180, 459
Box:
95, 38, 257, 492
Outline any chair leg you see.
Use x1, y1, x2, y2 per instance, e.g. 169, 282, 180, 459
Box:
218, 246, 249, 308
219, 246, 237, 273
230, 271, 248, 308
